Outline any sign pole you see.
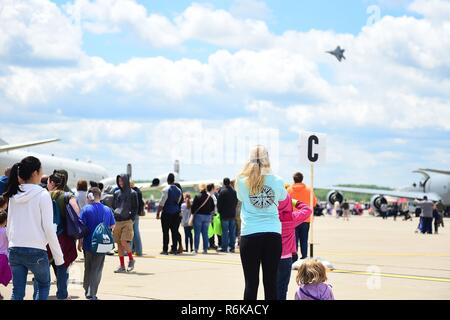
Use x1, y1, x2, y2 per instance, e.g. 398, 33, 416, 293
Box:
292, 131, 334, 272
309, 162, 314, 258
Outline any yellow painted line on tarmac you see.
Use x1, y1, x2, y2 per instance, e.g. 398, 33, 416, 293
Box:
142, 255, 450, 283
331, 261, 450, 272
332, 269, 450, 283
318, 251, 450, 258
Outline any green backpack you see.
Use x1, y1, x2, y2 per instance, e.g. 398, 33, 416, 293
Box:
91, 206, 114, 254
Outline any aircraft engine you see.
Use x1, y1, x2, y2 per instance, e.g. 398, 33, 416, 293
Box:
370, 195, 387, 211
327, 190, 344, 205
151, 178, 160, 187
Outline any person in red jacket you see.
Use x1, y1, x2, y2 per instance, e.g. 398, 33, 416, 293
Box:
277, 194, 312, 300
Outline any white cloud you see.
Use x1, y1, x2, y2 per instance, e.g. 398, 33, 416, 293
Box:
0, 114, 446, 187
64, 0, 274, 49
0, 55, 215, 104
409, 0, 450, 22
2, 9, 450, 131
0, 0, 83, 65
0, 47, 329, 106
0, 118, 283, 181
176, 3, 273, 48
65, 0, 182, 47
209, 49, 329, 98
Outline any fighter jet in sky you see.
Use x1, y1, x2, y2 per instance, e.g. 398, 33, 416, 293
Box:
327, 46, 346, 62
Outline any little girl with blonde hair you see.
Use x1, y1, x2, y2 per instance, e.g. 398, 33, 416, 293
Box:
295, 259, 335, 300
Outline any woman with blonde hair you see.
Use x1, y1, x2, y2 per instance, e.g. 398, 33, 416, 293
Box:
236, 145, 288, 300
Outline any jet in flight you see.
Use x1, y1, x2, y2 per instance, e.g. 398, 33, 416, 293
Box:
327, 46, 346, 62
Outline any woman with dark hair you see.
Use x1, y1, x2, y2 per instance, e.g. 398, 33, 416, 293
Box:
207, 183, 221, 250
3, 156, 64, 300
191, 184, 215, 254
46, 172, 80, 300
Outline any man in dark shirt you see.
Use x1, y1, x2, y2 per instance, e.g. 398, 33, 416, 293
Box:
156, 174, 182, 255
217, 178, 238, 253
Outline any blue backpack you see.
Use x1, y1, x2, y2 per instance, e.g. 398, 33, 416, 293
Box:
64, 193, 89, 239
52, 200, 64, 236
91, 206, 114, 254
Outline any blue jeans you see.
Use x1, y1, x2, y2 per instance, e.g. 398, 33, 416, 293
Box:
184, 226, 193, 252
33, 263, 69, 300
221, 219, 236, 252
194, 214, 211, 252
295, 222, 310, 259
417, 216, 424, 232
131, 215, 143, 256
55, 264, 69, 299
9, 247, 50, 300
277, 257, 293, 300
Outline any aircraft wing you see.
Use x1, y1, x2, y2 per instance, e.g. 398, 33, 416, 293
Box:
137, 179, 222, 191
0, 138, 60, 153
419, 168, 450, 176
329, 186, 441, 202
178, 179, 222, 189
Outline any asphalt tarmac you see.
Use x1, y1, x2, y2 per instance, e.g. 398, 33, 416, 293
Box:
2, 213, 449, 300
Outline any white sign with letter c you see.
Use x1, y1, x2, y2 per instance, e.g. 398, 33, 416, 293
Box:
299, 132, 327, 165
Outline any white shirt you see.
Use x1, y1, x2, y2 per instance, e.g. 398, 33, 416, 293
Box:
7, 184, 64, 266
76, 191, 87, 210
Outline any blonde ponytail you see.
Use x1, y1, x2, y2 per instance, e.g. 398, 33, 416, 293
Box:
238, 145, 271, 195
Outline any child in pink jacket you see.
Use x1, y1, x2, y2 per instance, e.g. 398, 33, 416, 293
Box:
277, 194, 312, 300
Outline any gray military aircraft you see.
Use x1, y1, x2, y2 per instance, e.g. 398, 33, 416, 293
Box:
0, 138, 109, 189
325, 168, 450, 212
327, 46, 346, 62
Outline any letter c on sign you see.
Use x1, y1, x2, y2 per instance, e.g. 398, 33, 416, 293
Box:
308, 135, 319, 162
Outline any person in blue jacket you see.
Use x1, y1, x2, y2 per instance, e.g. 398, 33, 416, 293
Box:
0, 168, 11, 196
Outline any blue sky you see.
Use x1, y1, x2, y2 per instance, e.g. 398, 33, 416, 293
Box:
49, 0, 418, 64
0, 0, 449, 187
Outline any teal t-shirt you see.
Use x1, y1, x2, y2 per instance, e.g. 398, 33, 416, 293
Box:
237, 174, 288, 236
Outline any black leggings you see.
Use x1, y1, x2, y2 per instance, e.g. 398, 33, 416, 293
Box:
239, 233, 282, 300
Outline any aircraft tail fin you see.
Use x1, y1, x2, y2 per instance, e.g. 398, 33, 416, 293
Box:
0, 139, 7, 146
174, 160, 180, 176
127, 163, 132, 178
